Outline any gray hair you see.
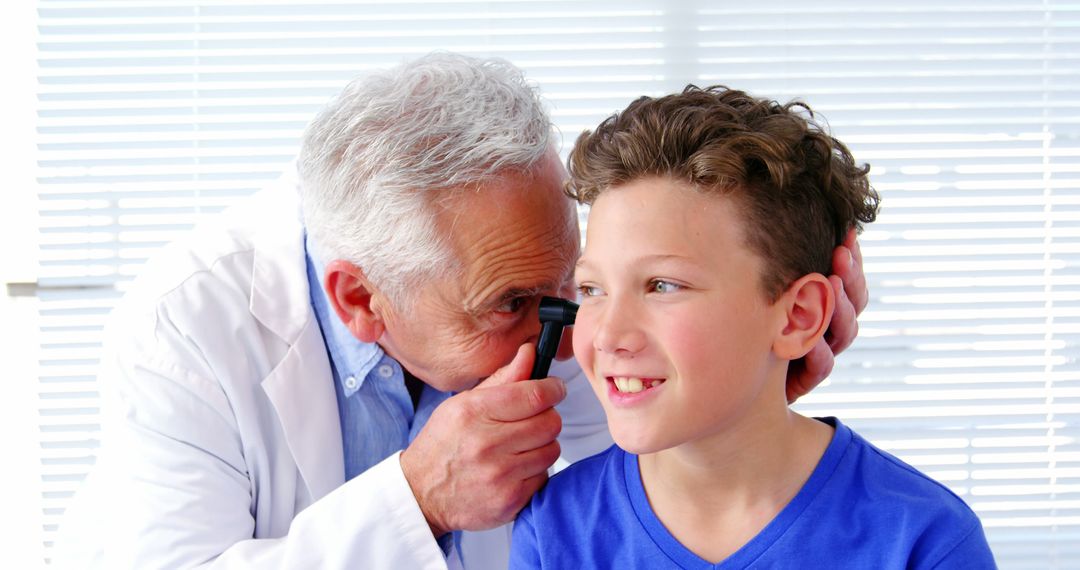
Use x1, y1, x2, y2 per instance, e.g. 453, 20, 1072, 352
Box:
297, 52, 554, 309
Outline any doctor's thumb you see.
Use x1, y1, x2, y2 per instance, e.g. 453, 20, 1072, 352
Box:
478, 344, 535, 388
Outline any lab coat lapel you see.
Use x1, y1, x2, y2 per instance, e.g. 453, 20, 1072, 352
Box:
250, 169, 345, 500
261, 320, 345, 500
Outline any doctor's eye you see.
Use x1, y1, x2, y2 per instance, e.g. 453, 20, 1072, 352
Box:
494, 296, 529, 315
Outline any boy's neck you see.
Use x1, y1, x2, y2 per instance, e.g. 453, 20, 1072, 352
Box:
637, 397, 834, 564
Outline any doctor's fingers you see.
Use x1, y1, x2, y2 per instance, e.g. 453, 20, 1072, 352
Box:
472, 376, 567, 423
827, 275, 859, 354
487, 406, 563, 454
455, 440, 558, 527
511, 440, 562, 484
834, 229, 868, 315
786, 338, 834, 404
489, 470, 551, 527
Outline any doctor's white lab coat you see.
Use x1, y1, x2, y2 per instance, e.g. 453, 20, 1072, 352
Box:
53, 171, 612, 569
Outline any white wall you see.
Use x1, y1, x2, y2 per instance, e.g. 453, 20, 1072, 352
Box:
0, 2, 47, 568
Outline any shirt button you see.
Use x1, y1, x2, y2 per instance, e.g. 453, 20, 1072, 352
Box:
344, 375, 358, 390
378, 364, 394, 378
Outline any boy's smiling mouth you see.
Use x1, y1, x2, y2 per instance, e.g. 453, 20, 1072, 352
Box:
609, 376, 666, 394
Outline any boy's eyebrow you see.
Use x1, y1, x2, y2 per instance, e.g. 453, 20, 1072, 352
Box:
577, 253, 693, 267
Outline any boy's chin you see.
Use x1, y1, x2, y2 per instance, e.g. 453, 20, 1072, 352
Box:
611, 429, 674, 456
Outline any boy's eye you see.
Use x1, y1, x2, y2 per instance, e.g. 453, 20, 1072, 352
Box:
649, 279, 682, 294
577, 284, 604, 297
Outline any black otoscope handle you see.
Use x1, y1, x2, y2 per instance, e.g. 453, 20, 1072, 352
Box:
529, 296, 579, 379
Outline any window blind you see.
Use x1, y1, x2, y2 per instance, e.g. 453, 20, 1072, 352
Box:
33, 1, 1079, 567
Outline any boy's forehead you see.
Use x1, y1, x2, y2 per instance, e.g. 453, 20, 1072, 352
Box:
580, 177, 771, 278
586, 177, 737, 231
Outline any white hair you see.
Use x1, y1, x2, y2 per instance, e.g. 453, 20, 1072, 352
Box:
297, 52, 554, 309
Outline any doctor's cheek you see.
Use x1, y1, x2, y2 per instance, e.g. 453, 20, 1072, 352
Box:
555, 325, 575, 361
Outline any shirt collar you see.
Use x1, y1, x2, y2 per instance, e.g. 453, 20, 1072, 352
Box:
304, 236, 383, 397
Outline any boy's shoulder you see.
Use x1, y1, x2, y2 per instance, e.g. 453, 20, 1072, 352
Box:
815, 419, 995, 567
535, 444, 624, 508
544, 442, 622, 492
841, 421, 977, 518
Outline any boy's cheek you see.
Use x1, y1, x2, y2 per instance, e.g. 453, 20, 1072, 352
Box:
571, 319, 598, 380
571, 323, 612, 406
570, 319, 590, 360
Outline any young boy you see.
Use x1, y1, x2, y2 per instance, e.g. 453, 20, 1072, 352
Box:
510, 86, 996, 568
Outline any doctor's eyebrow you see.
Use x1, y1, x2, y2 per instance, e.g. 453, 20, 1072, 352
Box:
469, 284, 548, 316
494, 286, 544, 307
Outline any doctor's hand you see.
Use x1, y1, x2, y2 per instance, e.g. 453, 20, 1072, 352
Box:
786, 228, 868, 403
400, 344, 564, 539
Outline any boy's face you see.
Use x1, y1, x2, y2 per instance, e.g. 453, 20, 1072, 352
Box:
572, 177, 790, 454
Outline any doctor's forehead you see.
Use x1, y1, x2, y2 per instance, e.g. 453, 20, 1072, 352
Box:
455, 225, 578, 313
448, 231, 576, 319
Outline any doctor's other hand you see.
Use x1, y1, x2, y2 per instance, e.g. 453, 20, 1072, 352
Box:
400, 344, 565, 539
786, 228, 868, 403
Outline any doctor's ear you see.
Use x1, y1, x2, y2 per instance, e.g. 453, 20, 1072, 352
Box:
772, 273, 835, 361
324, 260, 387, 343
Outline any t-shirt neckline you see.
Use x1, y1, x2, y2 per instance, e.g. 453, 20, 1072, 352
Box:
622, 417, 852, 569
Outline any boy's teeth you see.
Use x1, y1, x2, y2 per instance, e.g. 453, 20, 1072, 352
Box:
613, 377, 648, 393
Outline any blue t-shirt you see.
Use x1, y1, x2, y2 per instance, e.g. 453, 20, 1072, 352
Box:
511, 417, 996, 569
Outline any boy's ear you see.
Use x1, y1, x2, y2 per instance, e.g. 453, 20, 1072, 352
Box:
324, 259, 388, 343
773, 273, 835, 361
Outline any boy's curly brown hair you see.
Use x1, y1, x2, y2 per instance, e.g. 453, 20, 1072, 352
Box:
567, 85, 881, 300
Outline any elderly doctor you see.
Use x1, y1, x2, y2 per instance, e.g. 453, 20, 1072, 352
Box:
54, 53, 869, 569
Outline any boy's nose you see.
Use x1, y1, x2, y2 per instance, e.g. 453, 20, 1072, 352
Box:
593, 298, 646, 356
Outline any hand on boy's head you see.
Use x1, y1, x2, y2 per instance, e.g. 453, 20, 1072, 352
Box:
786, 340, 834, 403
835, 228, 868, 315
826, 228, 867, 353
785, 229, 868, 403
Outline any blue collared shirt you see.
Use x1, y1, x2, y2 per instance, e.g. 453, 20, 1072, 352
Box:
305, 239, 462, 560
304, 241, 452, 482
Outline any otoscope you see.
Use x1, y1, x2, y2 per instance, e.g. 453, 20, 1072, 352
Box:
529, 296, 579, 379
